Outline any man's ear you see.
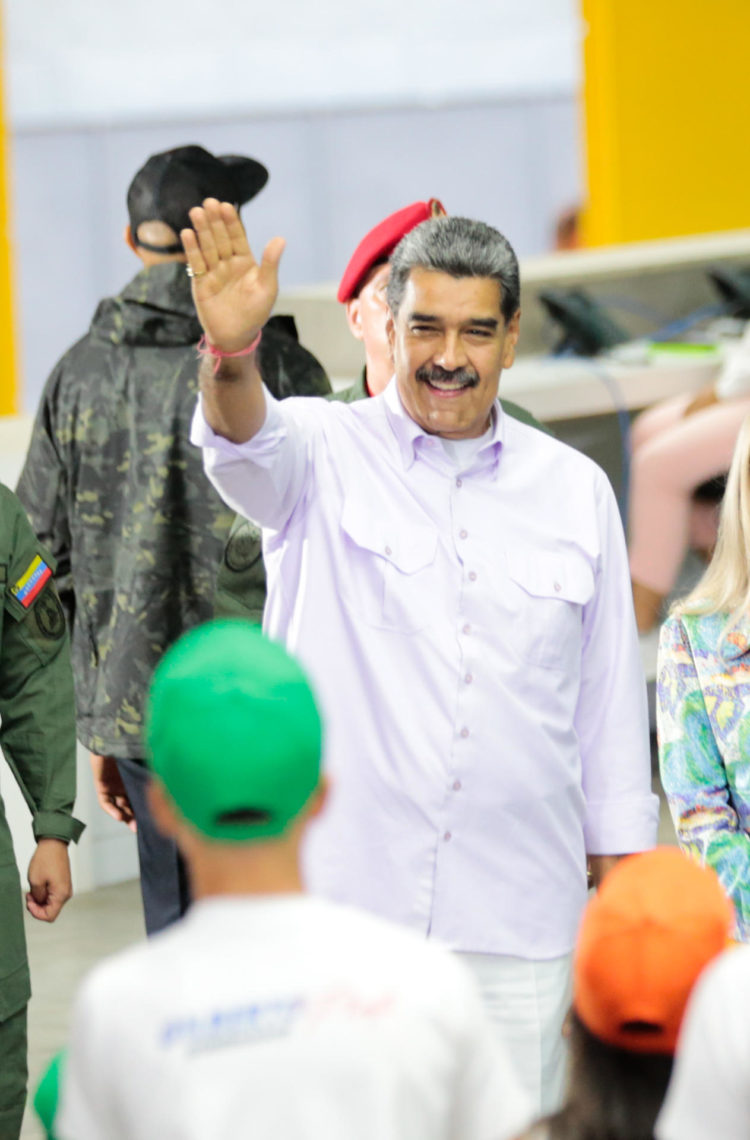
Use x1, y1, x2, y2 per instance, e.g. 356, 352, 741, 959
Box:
501, 309, 521, 369
124, 225, 138, 255
146, 779, 180, 839
385, 311, 395, 352
345, 298, 364, 342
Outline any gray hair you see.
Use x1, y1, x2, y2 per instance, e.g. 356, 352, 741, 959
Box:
386, 216, 520, 322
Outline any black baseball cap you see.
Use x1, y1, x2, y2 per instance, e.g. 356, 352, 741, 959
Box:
127, 144, 269, 253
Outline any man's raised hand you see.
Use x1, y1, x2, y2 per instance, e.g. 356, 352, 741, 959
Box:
181, 199, 285, 353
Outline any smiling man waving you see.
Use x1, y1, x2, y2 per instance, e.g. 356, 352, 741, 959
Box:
188, 201, 658, 1113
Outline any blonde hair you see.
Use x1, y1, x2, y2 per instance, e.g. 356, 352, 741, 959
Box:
675, 411, 750, 621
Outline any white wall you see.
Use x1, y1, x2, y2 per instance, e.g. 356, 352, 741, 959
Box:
4, 0, 579, 126
10, 96, 583, 413
3, 0, 584, 413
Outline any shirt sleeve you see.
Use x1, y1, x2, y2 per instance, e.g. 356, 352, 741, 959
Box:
575, 471, 659, 853
657, 948, 750, 1140
190, 386, 319, 533
449, 968, 533, 1140
0, 493, 83, 844
657, 615, 750, 938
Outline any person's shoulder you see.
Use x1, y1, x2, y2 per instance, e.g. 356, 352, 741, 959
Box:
35, 318, 123, 425
279, 392, 339, 425
0, 483, 35, 553
329, 372, 368, 404
0, 484, 27, 560
687, 946, 750, 1027
283, 387, 374, 431
502, 405, 606, 483
75, 921, 183, 1008
674, 609, 730, 653
0, 480, 22, 518
707, 944, 750, 986
41, 330, 97, 391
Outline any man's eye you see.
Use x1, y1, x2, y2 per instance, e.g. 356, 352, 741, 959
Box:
467, 328, 492, 338
410, 325, 437, 334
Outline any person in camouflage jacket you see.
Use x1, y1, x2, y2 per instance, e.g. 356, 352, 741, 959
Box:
16, 146, 330, 935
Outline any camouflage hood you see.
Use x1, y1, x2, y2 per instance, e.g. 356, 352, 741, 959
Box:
90, 262, 202, 349
17, 266, 331, 759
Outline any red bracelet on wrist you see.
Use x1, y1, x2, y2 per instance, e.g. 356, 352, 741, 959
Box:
197, 331, 262, 374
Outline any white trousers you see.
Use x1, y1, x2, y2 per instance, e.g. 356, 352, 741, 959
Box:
457, 951, 573, 1116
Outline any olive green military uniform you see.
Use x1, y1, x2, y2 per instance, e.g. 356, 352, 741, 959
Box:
214, 369, 552, 620
0, 485, 82, 1140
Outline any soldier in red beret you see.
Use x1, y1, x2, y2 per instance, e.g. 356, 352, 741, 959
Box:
338, 200, 447, 400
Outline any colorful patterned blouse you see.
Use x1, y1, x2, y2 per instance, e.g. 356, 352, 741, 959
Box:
658, 610, 750, 940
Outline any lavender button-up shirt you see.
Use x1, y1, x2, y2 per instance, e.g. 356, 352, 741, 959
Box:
192, 379, 657, 958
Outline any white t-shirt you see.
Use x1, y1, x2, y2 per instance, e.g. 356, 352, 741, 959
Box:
439, 421, 494, 466
58, 895, 531, 1140
657, 945, 750, 1140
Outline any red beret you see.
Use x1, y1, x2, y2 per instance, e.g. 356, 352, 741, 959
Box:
337, 199, 446, 303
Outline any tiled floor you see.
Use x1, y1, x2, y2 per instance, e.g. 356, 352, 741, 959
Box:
19, 770, 675, 1139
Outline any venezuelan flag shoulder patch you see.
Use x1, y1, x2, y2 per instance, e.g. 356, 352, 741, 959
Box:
12, 555, 53, 608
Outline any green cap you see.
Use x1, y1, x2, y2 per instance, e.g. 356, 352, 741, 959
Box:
33, 1050, 65, 1140
145, 620, 322, 843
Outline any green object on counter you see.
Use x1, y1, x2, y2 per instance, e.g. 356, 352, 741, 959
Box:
647, 341, 720, 357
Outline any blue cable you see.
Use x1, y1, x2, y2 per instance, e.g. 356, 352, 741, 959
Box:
647, 302, 727, 342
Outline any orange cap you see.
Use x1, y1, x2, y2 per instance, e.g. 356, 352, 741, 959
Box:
337, 199, 446, 302
574, 848, 733, 1054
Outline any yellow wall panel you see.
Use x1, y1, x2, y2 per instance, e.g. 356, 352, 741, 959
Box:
582, 0, 750, 246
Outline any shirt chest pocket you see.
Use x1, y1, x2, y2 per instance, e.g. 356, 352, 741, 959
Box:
339, 498, 439, 634
506, 551, 595, 672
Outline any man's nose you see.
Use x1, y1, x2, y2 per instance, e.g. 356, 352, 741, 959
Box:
434, 331, 467, 371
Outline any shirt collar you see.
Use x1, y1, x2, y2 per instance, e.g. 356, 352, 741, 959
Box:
382, 376, 505, 472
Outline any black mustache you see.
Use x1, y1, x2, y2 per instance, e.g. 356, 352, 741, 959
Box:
416, 364, 480, 388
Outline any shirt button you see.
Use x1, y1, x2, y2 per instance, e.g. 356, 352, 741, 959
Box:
462, 623, 471, 635
464, 673, 473, 684
554, 581, 561, 593
452, 780, 462, 791
468, 571, 477, 582
459, 529, 468, 540
385, 545, 392, 556
460, 727, 469, 739
455, 477, 463, 488
443, 831, 452, 842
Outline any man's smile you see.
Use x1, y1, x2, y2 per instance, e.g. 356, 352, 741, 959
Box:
416, 363, 479, 397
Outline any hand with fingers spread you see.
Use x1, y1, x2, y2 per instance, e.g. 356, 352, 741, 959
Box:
181, 198, 285, 353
